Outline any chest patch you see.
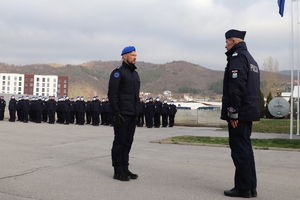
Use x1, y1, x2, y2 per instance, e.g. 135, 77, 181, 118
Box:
231, 69, 238, 79
114, 72, 120, 78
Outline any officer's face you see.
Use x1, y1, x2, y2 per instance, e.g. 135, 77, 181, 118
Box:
225, 39, 235, 51
123, 51, 137, 65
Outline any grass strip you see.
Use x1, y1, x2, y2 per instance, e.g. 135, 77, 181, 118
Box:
169, 136, 300, 149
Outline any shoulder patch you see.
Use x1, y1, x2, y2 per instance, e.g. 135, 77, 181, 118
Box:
250, 64, 259, 73
114, 72, 120, 78
232, 52, 238, 57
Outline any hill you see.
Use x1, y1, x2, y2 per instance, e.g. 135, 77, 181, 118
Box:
0, 61, 291, 99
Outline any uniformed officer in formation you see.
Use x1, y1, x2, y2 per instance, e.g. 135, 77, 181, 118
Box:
137, 97, 145, 127
221, 29, 260, 198
145, 97, 155, 128
168, 100, 177, 127
161, 99, 169, 127
91, 96, 100, 126
154, 97, 162, 128
48, 95, 56, 124
85, 97, 92, 124
0, 96, 6, 120
8, 95, 17, 122
108, 46, 140, 181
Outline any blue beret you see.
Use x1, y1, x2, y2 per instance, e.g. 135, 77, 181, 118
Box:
121, 46, 136, 56
225, 29, 246, 40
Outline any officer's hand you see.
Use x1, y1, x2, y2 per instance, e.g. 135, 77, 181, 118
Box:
230, 119, 238, 128
114, 114, 125, 129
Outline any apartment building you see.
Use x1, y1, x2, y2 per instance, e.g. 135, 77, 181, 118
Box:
0, 73, 68, 97
0, 73, 24, 94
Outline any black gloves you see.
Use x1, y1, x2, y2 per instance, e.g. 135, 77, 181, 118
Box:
114, 114, 125, 129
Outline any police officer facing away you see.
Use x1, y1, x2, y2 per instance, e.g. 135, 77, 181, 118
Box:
221, 29, 260, 198
108, 46, 140, 181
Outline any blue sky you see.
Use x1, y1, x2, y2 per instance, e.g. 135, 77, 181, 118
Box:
0, 0, 297, 70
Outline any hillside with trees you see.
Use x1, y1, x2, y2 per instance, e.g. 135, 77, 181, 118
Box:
0, 60, 291, 100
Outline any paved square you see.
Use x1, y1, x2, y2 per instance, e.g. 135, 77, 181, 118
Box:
0, 121, 299, 200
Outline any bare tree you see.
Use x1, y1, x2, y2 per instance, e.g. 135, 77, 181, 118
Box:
262, 56, 279, 95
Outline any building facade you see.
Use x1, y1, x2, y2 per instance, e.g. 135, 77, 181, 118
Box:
0, 73, 24, 94
0, 73, 68, 97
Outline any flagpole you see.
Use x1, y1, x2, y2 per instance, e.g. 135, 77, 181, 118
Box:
290, 0, 294, 140
297, 0, 300, 135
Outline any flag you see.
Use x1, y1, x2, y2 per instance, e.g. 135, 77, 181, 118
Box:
278, 0, 285, 17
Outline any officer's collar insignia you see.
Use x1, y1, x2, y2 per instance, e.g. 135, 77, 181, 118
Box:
232, 52, 238, 56
114, 72, 120, 78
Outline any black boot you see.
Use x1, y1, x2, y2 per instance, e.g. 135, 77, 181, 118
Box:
224, 188, 251, 198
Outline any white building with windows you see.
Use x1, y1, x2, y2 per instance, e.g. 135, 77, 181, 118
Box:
33, 75, 58, 97
0, 73, 24, 94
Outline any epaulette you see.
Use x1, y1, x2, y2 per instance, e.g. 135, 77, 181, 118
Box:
116, 65, 122, 69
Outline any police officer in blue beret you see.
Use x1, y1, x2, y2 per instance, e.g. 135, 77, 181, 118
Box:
108, 46, 140, 181
221, 29, 260, 198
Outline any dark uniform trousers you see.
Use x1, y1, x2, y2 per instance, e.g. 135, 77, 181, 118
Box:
111, 115, 136, 173
228, 121, 257, 191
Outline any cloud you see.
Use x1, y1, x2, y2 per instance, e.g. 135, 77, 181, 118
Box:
0, 0, 295, 71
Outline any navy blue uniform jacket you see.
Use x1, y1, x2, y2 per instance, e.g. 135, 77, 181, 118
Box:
221, 42, 260, 122
108, 61, 140, 116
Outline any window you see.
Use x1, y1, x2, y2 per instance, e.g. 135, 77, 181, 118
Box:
2, 81, 5, 85
53, 84, 56, 88
42, 93, 44, 96
64, 79, 67, 83
64, 84, 66, 88
7, 81, 10, 85
64, 89, 66, 93
37, 78, 39, 82
30, 83, 33, 87
47, 88, 49, 92
36, 83, 39, 87
58, 84, 60, 88
19, 87, 22, 91
2, 76, 5, 80
8, 76, 10, 80
47, 78, 50, 82
25, 83, 28, 87
2, 86, 5, 90
15, 77, 17, 81
42, 88, 45, 92
36, 88, 39, 92
14, 87, 16, 91
58, 89, 60, 93
36, 93, 39, 96
30, 88, 33, 93
19, 82, 22, 86
58, 79, 61, 83
19, 77, 22, 81
42, 78, 45, 82
14, 82, 17, 86
7, 87, 10, 91
54, 79, 56, 83
25, 77, 28, 82
30, 78, 33, 82
42, 83, 45, 87
47, 83, 49, 87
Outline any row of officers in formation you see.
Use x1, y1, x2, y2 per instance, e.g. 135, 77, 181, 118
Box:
0, 95, 177, 128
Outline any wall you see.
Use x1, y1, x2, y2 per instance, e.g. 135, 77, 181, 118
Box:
175, 109, 227, 127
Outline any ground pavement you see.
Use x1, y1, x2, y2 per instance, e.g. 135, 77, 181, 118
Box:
0, 121, 299, 200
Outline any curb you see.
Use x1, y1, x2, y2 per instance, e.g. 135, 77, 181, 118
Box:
150, 140, 300, 152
